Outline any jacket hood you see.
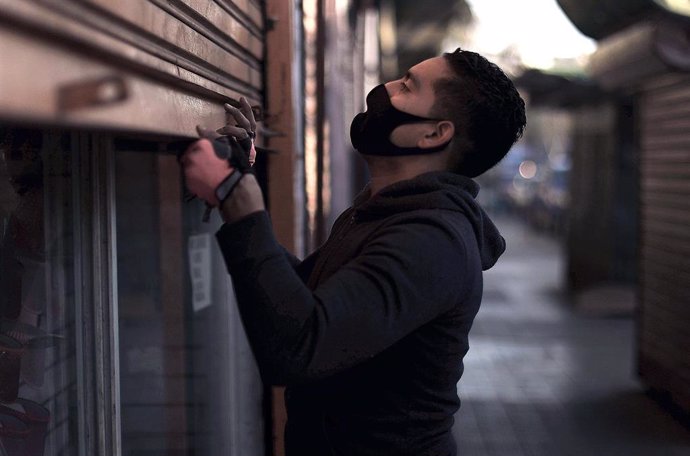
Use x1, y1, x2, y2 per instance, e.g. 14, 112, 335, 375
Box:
352, 171, 505, 270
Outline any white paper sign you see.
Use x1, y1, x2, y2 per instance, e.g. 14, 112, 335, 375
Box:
188, 233, 212, 312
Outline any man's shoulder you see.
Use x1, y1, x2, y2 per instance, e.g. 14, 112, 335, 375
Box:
360, 208, 475, 259
376, 207, 474, 235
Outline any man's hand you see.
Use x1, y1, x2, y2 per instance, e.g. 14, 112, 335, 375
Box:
219, 97, 258, 167
180, 128, 234, 207
181, 96, 265, 221
181, 97, 257, 207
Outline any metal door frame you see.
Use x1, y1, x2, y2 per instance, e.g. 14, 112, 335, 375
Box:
73, 132, 121, 456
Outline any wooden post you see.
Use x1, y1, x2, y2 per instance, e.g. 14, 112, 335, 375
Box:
156, 154, 188, 451
264, 0, 305, 454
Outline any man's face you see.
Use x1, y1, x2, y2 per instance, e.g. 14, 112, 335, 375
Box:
383, 56, 454, 147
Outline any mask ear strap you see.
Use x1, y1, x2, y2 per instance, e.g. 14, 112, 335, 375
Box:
422, 138, 452, 153
395, 114, 447, 126
394, 137, 451, 156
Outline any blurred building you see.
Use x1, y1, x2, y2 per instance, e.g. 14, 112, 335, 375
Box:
558, 0, 690, 417
0, 1, 378, 455
515, 69, 638, 293
377, 0, 472, 81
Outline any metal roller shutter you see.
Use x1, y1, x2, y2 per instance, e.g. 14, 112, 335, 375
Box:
638, 72, 690, 412
0, 0, 264, 136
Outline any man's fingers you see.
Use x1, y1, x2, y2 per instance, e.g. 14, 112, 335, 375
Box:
239, 97, 257, 133
216, 125, 250, 139
196, 125, 222, 140
224, 102, 252, 132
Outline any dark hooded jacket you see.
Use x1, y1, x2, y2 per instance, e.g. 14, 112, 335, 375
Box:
216, 171, 505, 456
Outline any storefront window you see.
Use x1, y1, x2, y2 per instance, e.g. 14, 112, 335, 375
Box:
114, 148, 264, 456
0, 131, 265, 456
0, 129, 79, 456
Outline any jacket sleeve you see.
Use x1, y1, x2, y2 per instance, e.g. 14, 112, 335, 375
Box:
280, 245, 302, 268
216, 210, 468, 385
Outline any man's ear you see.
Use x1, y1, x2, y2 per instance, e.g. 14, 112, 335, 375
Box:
418, 120, 454, 149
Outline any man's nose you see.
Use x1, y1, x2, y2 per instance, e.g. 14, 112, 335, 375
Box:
383, 80, 397, 96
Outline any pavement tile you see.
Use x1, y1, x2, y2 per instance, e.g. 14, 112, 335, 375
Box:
452, 217, 690, 456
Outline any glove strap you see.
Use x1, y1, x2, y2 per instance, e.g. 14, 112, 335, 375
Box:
215, 169, 244, 207
201, 169, 243, 223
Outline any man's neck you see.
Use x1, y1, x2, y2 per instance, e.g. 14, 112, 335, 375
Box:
364, 154, 449, 196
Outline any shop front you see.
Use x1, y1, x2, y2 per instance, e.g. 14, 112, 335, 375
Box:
0, 1, 270, 454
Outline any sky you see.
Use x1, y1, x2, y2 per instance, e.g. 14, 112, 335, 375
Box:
447, 0, 597, 70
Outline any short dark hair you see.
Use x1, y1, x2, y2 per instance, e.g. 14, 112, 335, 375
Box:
432, 48, 526, 177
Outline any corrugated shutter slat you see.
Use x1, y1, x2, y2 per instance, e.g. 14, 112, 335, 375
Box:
638, 73, 690, 412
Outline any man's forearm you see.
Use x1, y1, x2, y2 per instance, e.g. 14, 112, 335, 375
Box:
219, 173, 266, 224
215, 212, 464, 386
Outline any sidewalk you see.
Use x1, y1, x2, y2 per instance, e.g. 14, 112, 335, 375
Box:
453, 217, 690, 456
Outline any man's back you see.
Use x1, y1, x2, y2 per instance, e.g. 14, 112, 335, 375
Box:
280, 171, 504, 455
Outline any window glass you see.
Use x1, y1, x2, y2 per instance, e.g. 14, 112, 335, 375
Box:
114, 149, 264, 456
0, 129, 79, 456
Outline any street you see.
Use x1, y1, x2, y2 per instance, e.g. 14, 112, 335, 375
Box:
453, 217, 690, 456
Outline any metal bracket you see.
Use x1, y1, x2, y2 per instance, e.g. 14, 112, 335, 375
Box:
57, 75, 128, 112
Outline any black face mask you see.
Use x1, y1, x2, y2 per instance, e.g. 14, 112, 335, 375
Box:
350, 84, 451, 156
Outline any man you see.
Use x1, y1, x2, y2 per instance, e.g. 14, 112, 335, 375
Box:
182, 48, 526, 456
